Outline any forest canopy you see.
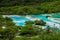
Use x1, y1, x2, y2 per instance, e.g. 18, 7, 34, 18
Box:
0, 0, 57, 6
0, 0, 60, 15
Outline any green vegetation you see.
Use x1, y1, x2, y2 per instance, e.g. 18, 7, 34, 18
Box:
0, 0, 56, 6
34, 20, 46, 26
0, 15, 60, 40
0, 0, 60, 15
0, 15, 19, 40
0, 0, 60, 40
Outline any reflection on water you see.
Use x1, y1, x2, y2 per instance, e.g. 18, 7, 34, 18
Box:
3, 13, 60, 28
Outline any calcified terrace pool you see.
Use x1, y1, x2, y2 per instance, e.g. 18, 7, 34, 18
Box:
3, 13, 60, 29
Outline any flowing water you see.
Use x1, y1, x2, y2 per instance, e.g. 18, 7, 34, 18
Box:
3, 13, 60, 28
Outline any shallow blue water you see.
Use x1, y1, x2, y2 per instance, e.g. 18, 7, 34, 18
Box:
31, 15, 52, 22
4, 14, 60, 26
52, 13, 60, 18
7, 16, 30, 26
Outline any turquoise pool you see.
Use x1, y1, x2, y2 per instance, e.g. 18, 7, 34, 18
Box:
3, 13, 60, 28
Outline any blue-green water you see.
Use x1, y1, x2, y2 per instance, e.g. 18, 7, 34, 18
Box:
3, 13, 60, 28
52, 13, 60, 18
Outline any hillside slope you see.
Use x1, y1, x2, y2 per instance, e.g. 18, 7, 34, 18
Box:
0, 0, 60, 15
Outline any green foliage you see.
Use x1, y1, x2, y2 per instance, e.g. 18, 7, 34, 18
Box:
0, 15, 5, 26
20, 21, 41, 36
0, 0, 57, 6
0, 0, 60, 14
0, 15, 60, 40
5, 17, 15, 26
34, 20, 46, 26
0, 15, 19, 40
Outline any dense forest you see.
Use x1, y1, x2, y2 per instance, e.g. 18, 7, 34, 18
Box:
0, 0, 60, 40
0, 0, 56, 6
0, 0, 60, 15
